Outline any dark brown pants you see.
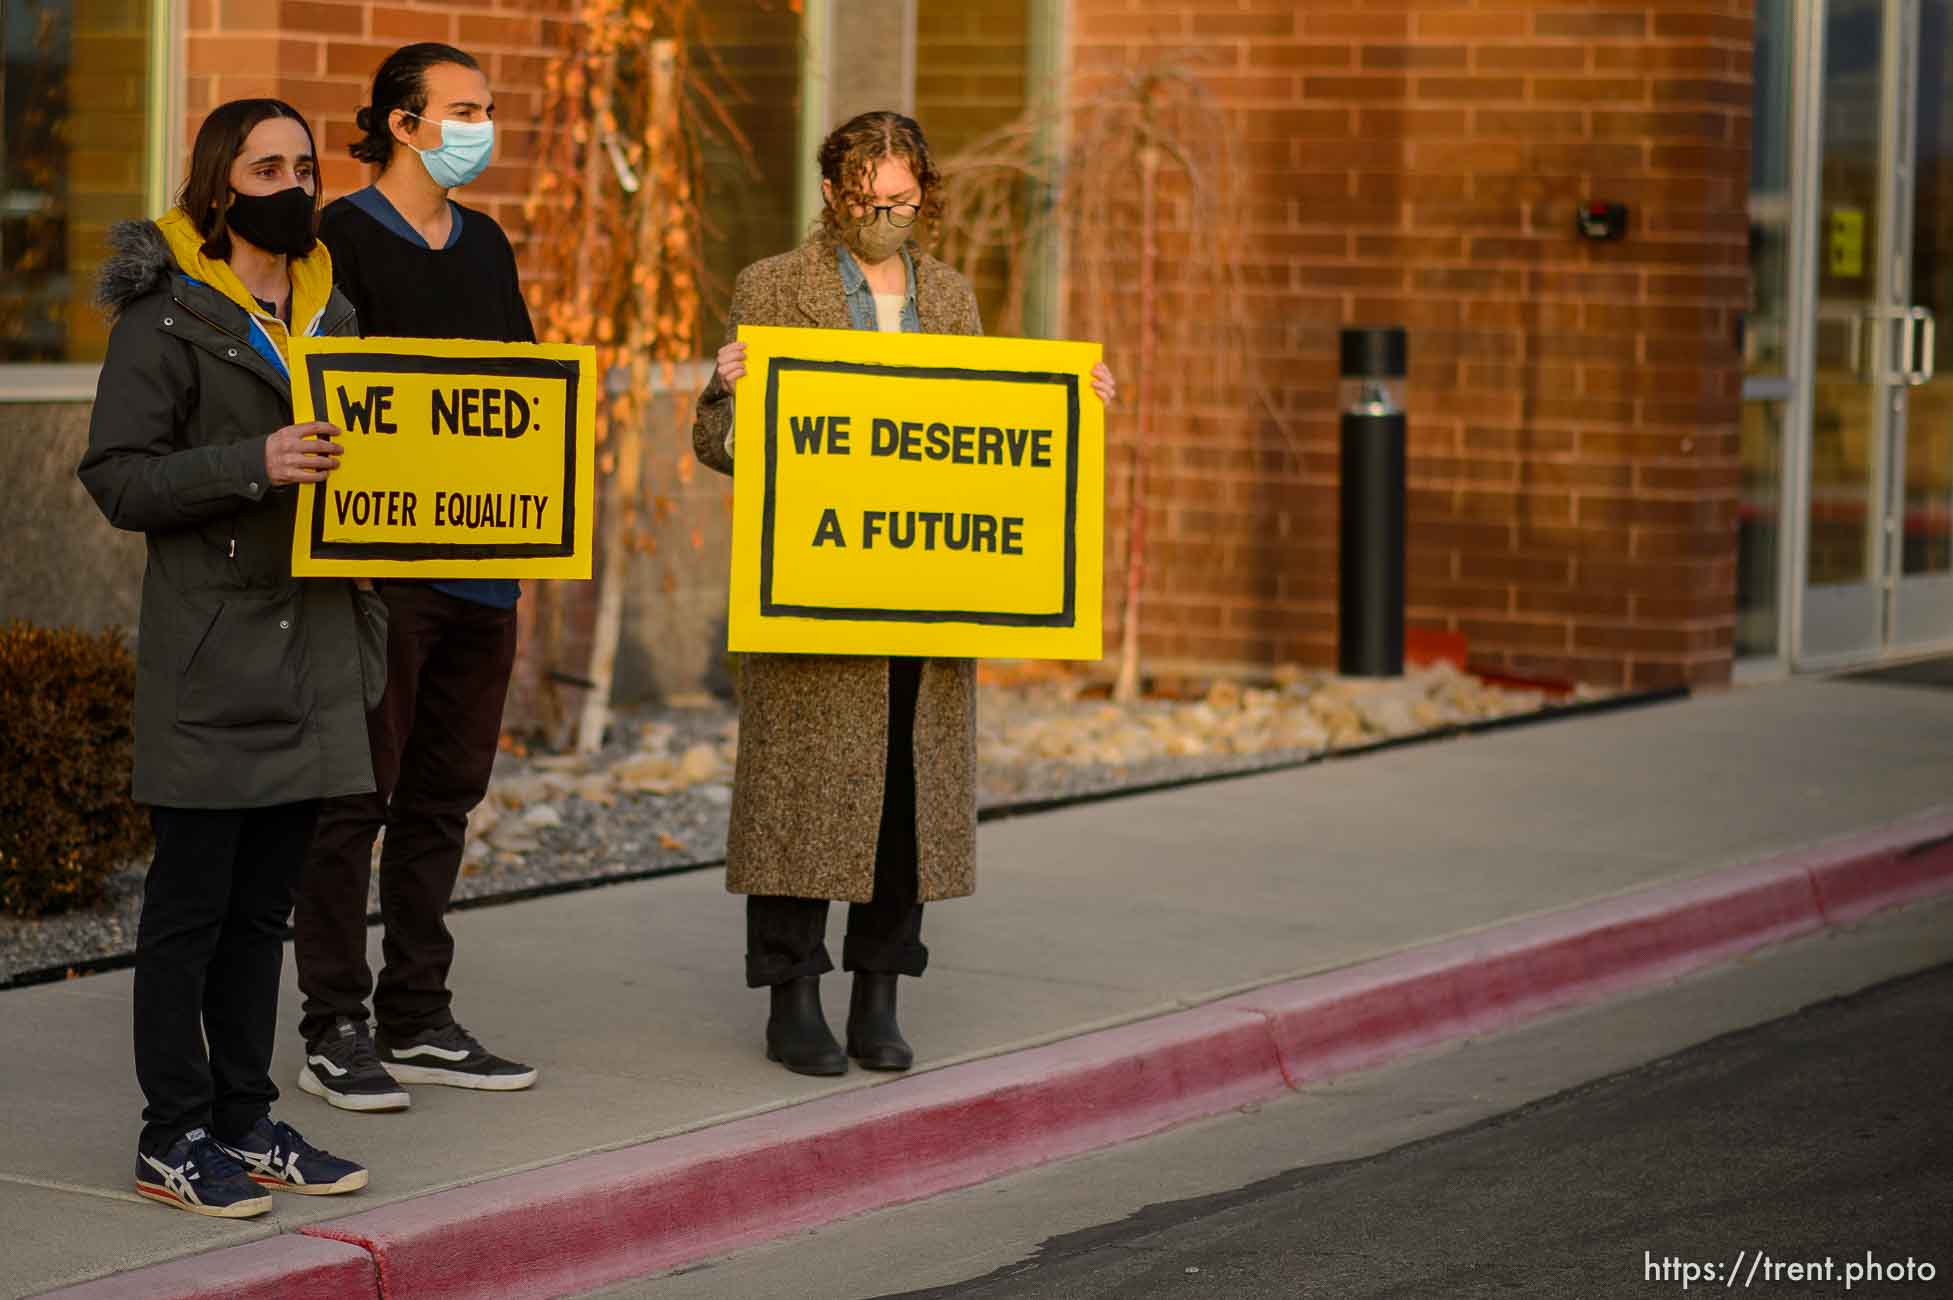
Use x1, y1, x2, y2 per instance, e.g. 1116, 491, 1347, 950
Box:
744, 657, 928, 986
293, 584, 516, 1044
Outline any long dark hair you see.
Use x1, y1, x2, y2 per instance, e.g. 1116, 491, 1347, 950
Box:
817, 111, 944, 250
178, 98, 320, 260
351, 43, 483, 167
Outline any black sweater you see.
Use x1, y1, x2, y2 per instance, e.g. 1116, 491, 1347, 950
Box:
317, 191, 534, 607
317, 194, 535, 344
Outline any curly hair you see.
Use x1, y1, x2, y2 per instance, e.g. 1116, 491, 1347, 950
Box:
816, 111, 944, 251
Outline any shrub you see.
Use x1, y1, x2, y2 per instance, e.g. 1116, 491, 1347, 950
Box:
0, 622, 150, 917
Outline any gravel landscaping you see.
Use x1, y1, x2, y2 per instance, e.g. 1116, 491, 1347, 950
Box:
1, 662, 1608, 986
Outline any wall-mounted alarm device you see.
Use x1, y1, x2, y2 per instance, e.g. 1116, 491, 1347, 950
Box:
1578, 201, 1629, 240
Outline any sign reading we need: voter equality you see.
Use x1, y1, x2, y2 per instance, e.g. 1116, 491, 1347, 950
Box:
728, 325, 1104, 659
288, 336, 597, 579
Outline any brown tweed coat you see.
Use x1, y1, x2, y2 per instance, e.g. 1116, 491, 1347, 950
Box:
692, 237, 984, 904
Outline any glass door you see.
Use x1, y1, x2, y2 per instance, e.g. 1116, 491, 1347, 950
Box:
1739, 0, 1796, 665
1803, 0, 1897, 662
1893, 0, 1953, 645
1802, 0, 1953, 663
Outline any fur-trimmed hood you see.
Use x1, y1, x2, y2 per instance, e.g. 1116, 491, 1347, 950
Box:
95, 219, 180, 320
94, 212, 345, 373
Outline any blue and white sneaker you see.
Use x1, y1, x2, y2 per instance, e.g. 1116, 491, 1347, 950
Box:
216, 1117, 368, 1196
135, 1128, 273, 1218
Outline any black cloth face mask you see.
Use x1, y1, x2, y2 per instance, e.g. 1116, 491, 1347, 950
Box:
225, 185, 316, 256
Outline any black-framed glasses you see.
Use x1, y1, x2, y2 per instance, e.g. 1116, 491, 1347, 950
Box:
865, 202, 921, 229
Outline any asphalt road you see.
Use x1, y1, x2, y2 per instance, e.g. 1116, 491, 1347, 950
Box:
880, 964, 1953, 1300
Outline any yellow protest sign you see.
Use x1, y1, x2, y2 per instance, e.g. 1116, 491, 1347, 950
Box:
288, 336, 597, 578
728, 325, 1104, 659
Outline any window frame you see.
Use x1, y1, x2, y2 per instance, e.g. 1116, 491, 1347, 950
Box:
0, 0, 181, 402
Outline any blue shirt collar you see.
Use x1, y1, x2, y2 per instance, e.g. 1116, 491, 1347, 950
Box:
836, 242, 917, 301
346, 185, 464, 250
836, 243, 919, 332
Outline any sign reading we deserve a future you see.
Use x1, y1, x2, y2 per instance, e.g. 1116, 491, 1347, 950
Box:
729, 325, 1104, 658
288, 336, 597, 579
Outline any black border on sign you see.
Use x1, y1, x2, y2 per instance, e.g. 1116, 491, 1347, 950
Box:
302, 354, 579, 560
759, 358, 1080, 626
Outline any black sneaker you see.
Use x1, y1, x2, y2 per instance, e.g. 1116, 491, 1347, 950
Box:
135, 1128, 273, 1218
376, 1020, 538, 1091
217, 1117, 368, 1196
299, 1019, 411, 1112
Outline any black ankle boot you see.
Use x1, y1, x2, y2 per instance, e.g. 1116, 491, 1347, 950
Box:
846, 972, 914, 1071
765, 977, 847, 1076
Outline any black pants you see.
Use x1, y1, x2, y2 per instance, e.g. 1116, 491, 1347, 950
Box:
746, 657, 929, 987
135, 801, 318, 1157
293, 584, 517, 1045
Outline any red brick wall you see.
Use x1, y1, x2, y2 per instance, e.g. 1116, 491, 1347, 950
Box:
181, 0, 574, 282
1070, 1, 1752, 689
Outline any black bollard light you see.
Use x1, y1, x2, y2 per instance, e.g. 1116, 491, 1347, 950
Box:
1338, 327, 1407, 678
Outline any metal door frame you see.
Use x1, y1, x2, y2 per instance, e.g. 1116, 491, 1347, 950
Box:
1755, 0, 1824, 675
1786, 0, 1953, 669
1890, 0, 1953, 646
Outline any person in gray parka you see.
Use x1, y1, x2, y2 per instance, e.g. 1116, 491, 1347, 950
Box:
79, 98, 378, 1218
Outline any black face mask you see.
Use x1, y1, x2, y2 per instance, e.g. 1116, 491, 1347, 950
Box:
225, 185, 315, 256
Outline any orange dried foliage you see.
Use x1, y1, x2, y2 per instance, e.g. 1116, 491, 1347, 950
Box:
523, 0, 762, 747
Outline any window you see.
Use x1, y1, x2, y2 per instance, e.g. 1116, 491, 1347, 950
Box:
914, 0, 1061, 338
1739, 0, 1796, 662
1737, 400, 1784, 658
1747, 0, 1794, 376
695, 2, 803, 352
2, 0, 159, 367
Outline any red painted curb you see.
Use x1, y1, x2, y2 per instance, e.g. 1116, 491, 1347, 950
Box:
65, 807, 1953, 1300
1809, 824, 1953, 923
1219, 857, 1825, 1085
299, 1005, 1285, 1300
34, 1234, 377, 1300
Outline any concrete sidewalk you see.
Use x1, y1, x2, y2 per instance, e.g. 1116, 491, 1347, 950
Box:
6, 676, 1952, 1298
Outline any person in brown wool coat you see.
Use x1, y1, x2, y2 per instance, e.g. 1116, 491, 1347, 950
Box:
692, 110, 1116, 1076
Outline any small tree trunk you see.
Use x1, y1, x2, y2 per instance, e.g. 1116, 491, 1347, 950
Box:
1113, 144, 1161, 703
576, 447, 630, 754
537, 48, 621, 751
577, 40, 677, 755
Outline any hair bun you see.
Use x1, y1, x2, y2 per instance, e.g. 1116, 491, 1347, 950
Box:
354, 106, 372, 132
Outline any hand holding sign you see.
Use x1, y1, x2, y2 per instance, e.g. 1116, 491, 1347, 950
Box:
1090, 361, 1116, 405
715, 339, 748, 392
265, 422, 345, 485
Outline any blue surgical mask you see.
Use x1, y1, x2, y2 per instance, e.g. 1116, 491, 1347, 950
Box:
409, 115, 494, 189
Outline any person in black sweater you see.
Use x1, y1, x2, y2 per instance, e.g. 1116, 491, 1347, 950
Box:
292, 42, 538, 1112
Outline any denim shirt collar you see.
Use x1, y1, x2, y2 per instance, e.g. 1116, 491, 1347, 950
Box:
836, 242, 921, 333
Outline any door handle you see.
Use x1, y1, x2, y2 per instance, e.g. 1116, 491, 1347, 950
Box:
1906, 307, 1936, 385
1835, 307, 1874, 379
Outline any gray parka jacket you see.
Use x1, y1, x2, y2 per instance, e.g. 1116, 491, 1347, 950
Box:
79, 219, 385, 809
